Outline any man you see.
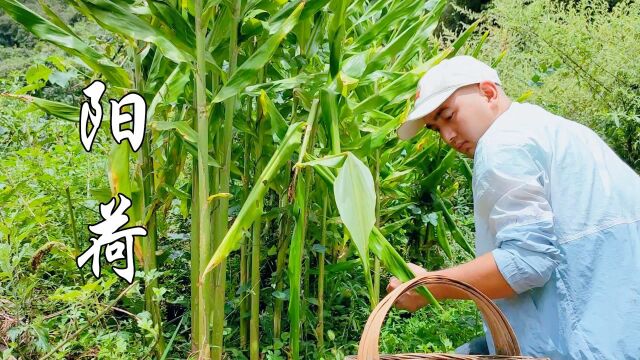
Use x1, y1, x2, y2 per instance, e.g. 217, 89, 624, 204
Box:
387, 55, 640, 359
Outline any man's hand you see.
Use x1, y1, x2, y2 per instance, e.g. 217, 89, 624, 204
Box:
386, 253, 517, 307
385, 263, 431, 312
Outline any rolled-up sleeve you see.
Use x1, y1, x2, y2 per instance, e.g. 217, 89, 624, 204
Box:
475, 144, 562, 295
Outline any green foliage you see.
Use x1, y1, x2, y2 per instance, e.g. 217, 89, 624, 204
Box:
379, 300, 483, 354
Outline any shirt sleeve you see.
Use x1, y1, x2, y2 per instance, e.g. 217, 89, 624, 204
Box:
474, 143, 562, 295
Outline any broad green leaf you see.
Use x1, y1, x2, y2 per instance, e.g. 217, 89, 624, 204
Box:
245, 73, 326, 96
25, 64, 52, 84
310, 161, 441, 308
390, 0, 446, 72
352, 50, 451, 114
108, 143, 132, 199
350, 106, 408, 152
80, 0, 194, 64
213, 2, 305, 103
363, 19, 423, 76
334, 153, 376, 301
352, 71, 421, 114
0, 0, 130, 87
380, 218, 412, 236
459, 157, 473, 182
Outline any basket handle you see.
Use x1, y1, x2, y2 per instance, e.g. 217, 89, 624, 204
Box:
356, 274, 521, 359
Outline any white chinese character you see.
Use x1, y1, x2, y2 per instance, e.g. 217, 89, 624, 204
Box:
77, 193, 146, 283
79, 80, 106, 152
109, 92, 147, 152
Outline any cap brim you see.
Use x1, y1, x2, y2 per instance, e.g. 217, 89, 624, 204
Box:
397, 89, 456, 140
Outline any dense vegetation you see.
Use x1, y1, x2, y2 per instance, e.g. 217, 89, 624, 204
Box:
0, 0, 637, 359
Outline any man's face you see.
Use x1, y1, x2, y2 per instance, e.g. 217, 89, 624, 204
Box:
421, 82, 498, 158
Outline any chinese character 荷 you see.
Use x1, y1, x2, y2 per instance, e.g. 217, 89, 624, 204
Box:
76, 193, 146, 283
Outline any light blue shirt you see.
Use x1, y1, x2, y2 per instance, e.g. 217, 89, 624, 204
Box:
472, 102, 640, 359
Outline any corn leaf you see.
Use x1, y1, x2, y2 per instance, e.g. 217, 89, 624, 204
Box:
79, 0, 194, 64
213, 3, 305, 103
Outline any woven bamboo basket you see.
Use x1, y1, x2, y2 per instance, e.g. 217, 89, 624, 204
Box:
346, 275, 549, 360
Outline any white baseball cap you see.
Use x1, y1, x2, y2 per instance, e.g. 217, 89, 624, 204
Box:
397, 56, 501, 140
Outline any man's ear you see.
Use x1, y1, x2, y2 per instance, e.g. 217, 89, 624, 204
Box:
478, 81, 499, 102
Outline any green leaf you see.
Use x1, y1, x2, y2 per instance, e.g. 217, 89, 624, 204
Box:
297, 153, 347, 169
472, 31, 489, 58
320, 88, 341, 154
0, 0, 130, 87
334, 153, 376, 260
369, 227, 441, 309
48, 70, 76, 87
352, 0, 423, 48
436, 212, 453, 260
259, 90, 288, 142
80, 0, 194, 64
152, 121, 197, 144
327, 0, 348, 78
108, 143, 132, 199
432, 192, 473, 256
147, 63, 191, 120
363, 19, 423, 76
146, 0, 195, 49
270, 0, 331, 27
213, 2, 305, 103
422, 148, 457, 190
0, 94, 79, 122
450, 19, 482, 57
25, 64, 52, 84
334, 153, 376, 302
37, 0, 78, 36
